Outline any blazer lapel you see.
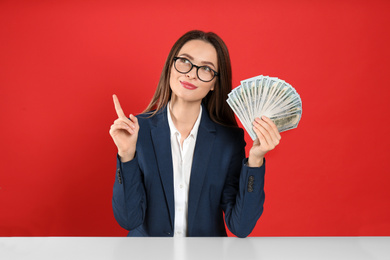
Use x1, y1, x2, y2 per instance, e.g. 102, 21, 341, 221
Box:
150, 108, 175, 229
187, 107, 216, 233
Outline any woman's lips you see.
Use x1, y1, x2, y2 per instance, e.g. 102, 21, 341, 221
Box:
180, 81, 197, 90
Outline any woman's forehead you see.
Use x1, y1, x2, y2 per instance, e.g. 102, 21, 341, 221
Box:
178, 40, 218, 68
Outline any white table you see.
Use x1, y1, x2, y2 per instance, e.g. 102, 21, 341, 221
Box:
1, 237, 389, 260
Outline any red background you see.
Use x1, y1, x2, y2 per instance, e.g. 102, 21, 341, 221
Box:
1, 0, 389, 236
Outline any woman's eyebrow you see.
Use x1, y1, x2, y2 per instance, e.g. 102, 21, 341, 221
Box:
179, 53, 217, 69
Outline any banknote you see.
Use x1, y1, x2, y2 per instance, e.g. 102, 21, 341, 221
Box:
227, 75, 302, 140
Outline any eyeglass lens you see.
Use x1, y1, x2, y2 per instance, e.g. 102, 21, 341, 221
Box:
174, 58, 215, 82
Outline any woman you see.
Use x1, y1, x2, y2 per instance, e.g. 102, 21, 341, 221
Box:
110, 30, 281, 237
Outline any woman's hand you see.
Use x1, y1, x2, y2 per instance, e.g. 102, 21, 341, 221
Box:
248, 116, 281, 167
109, 94, 139, 162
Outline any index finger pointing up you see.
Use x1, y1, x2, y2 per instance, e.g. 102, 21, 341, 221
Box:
113, 94, 126, 118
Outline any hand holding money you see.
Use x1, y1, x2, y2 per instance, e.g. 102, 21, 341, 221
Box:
227, 75, 302, 167
248, 116, 281, 167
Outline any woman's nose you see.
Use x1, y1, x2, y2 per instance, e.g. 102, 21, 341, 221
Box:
186, 67, 197, 79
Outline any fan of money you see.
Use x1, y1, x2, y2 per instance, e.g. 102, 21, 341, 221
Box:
227, 75, 302, 140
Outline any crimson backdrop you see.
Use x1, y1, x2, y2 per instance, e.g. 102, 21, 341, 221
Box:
1, 0, 389, 236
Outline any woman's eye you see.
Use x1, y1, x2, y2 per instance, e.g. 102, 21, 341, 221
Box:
201, 66, 211, 72
180, 58, 190, 64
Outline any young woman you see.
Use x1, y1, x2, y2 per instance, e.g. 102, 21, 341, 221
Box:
109, 30, 281, 237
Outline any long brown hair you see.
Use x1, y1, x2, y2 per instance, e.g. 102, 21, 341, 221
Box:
143, 30, 237, 127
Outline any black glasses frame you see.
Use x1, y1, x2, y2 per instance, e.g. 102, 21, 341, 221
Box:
173, 57, 219, 82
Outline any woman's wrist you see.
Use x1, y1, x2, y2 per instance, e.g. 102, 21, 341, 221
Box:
118, 149, 136, 163
247, 155, 264, 167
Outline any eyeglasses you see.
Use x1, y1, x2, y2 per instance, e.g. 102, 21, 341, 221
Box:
173, 57, 219, 82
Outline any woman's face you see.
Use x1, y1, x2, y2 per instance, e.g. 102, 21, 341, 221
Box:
169, 39, 218, 104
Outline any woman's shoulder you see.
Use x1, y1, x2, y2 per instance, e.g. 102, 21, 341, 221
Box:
215, 123, 243, 133
214, 122, 245, 141
136, 111, 155, 120
135, 109, 166, 127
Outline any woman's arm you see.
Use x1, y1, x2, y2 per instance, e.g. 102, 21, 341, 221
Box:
110, 94, 146, 230
112, 154, 147, 231
222, 116, 280, 237
220, 133, 265, 238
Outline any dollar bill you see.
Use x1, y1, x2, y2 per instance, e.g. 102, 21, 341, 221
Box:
227, 75, 302, 140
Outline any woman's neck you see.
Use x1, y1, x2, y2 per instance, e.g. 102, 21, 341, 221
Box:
169, 97, 201, 139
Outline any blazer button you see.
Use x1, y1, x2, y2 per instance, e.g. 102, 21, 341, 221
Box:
248, 175, 254, 192
117, 169, 122, 184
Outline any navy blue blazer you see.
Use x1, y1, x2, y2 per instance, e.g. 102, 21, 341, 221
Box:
112, 105, 266, 237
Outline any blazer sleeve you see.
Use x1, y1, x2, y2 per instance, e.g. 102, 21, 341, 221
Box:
220, 131, 266, 238
112, 154, 147, 231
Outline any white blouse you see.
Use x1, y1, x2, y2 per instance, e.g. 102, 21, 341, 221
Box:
167, 103, 202, 237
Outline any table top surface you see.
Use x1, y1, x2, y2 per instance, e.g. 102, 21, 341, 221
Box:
1, 236, 389, 260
